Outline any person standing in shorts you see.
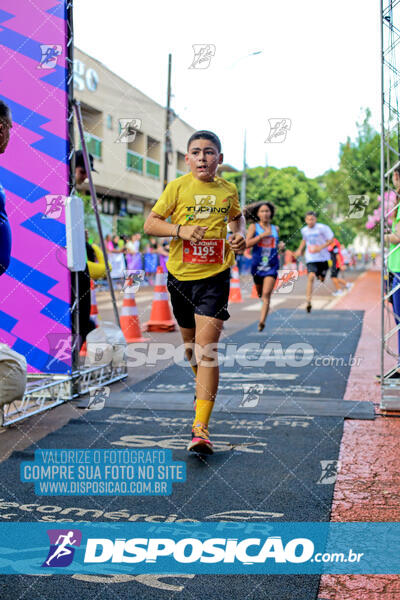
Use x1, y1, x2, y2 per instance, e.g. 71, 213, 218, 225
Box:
144, 130, 246, 454
245, 201, 284, 331
294, 211, 334, 312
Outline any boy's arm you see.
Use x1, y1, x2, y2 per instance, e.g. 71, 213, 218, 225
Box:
294, 239, 306, 258
245, 223, 259, 248
144, 212, 208, 242
228, 214, 246, 253
313, 237, 334, 252
144, 212, 178, 237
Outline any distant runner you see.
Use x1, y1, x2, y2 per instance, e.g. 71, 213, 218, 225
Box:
294, 211, 334, 312
328, 237, 352, 296
245, 201, 285, 331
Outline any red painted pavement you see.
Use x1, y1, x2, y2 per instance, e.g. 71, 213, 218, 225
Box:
318, 270, 400, 599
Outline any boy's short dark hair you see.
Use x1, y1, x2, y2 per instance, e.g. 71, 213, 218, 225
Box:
75, 149, 97, 172
187, 130, 222, 153
245, 201, 275, 222
305, 211, 317, 217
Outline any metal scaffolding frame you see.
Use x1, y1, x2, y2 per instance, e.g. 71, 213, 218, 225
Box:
1, 1, 127, 427
380, 0, 400, 409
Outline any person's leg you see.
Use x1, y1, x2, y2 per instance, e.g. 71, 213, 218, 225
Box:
180, 326, 197, 377
194, 314, 224, 407
259, 276, 276, 329
337, 275, 348, 287
187, 269, 230, 452
331, 269, 345, 294
253, 274, 263, 298
306, 272, 315, 304
167, 272, 196, 378
331, 276, 341, 291
255, 283, 263, 298
186, 314, 223, 453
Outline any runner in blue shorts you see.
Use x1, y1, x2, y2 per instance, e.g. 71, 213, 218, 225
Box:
245, 201, 284, 331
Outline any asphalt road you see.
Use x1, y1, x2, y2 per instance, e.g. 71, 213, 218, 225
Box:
0, 267, 368, 600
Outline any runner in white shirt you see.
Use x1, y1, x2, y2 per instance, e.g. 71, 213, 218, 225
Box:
294, 211, 334, 313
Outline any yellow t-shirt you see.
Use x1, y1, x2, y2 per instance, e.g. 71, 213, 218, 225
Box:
152, 173, 241, 280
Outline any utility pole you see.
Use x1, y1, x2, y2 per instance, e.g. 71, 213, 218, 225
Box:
240, 130, 247, 210
163, 53, 172, 190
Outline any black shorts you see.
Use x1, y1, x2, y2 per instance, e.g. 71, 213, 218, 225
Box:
167, 268, 230, 328
307, 261, 329, 279
331, 265, 341, 278
253, 273, 278, 286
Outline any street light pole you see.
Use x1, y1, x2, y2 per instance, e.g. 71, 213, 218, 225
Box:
163, 53, 172, 191
234, 52, 262, 211
240, 130, 247, 211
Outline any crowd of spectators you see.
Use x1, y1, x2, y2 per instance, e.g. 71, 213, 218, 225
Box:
101, 233, 170, 284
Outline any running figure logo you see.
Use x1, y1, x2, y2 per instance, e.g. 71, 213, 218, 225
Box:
239, 383, 264, 408
189, 44, 216, 69
38, 45, 62, 70
122, 270, 145, 293
274, 270, 298, 294
265, 118, 291, 143
88, 386, 110, 410
347, 195, 369, 219
45, 334, 74, 371
317, 460, 341, 485
42, 529, 82, 568
116, 118, 142, 143
43, 195, 66, 219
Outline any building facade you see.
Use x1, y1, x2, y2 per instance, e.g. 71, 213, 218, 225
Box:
73, 48, 195, 230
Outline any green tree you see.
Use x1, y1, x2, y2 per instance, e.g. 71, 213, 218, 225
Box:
320, 108, 382, 241
223, 165, 329, 249
117, 214, 145, 238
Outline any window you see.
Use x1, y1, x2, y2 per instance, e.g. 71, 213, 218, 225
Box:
127, 150, 143, 174
83, 132, 102, 159
106, 114, 113, 130
146, 158, 160, 179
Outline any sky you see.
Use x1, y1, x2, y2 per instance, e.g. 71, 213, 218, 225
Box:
73, 0, 380, 179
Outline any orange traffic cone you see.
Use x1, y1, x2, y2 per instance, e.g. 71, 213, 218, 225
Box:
143, 267, 176, 332
251, 283, 259, 298
80, 280, 99, 356
121, 289, 150, 342
229, 265, 243, 303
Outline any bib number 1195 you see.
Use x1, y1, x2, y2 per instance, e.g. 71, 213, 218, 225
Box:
182, 239, 225, 264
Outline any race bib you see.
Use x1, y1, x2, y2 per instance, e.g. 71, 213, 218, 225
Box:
182, 239, 225, 264
258, 236, 276, 248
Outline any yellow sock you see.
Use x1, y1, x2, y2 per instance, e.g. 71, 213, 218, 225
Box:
193, 399, 214, 428
190, 363, 198, 377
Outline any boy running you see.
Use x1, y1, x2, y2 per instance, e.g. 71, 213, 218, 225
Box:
144, 130, 246, 454
294, 211, 334, 312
